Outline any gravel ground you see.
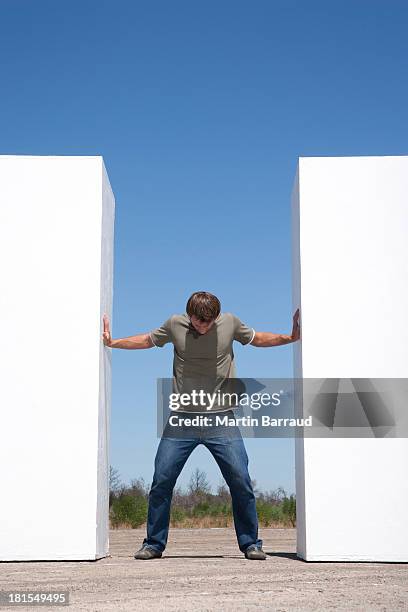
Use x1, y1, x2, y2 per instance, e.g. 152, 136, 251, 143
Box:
0, 528, 407, 611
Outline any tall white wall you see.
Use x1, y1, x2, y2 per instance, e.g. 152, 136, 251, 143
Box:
0, 155, 115, 560
292, 156, 408, 561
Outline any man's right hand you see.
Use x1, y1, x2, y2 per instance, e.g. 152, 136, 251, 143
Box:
102, 314, 112, 347
101, 316, 154, 349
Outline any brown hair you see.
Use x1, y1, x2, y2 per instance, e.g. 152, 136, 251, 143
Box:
186, 291, 221, 321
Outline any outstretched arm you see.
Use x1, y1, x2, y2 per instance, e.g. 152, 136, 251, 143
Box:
250, 308, 300, 347
101, 314, 154, 349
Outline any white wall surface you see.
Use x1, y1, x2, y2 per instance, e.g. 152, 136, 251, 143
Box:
292, 156, 408, 561
0, 155, 115, 560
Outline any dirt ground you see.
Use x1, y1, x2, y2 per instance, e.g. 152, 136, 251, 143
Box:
0, 528, 407, 611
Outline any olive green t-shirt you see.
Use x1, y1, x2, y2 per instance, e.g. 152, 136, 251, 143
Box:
149, 312, 255, 413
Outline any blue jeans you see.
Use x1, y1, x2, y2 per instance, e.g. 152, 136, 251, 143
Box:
142, 410, 262, 553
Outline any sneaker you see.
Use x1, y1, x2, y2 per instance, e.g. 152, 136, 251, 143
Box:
134, 546, 163, 560
244, 544, 267, 560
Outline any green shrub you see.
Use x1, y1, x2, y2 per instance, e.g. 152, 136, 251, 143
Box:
192, 501, 211, 517
209, 503, 232, 517
256, 500, 284, 526
110, 494, 147, 528
170, 506, 187, 523
282, 495, 296, 526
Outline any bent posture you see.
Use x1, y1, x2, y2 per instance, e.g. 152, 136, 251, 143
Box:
102, 291, 300, 560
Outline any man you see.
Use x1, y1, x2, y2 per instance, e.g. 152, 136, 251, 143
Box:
102, 291, 300, 561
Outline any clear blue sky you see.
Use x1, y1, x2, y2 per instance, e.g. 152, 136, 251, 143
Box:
1, 1, 407, 494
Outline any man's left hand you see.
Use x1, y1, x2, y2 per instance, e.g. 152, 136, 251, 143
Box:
291, 308, 301, 342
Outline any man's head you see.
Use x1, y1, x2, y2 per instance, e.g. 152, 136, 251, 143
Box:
186, 291, 221, 335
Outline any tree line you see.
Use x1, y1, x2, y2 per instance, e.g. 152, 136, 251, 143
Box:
109, 466, 296, 528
